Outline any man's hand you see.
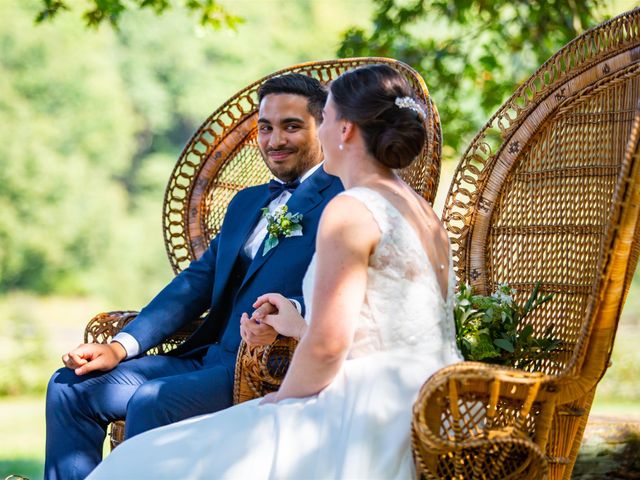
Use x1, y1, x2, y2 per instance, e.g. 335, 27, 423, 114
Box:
239, 302, 278, 346
62, 342, 127, 376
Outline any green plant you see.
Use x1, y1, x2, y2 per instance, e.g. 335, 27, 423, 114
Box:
454, 282, 561, 369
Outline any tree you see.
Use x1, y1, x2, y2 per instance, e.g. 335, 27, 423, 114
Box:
36, 0, 241, 30
338, 0, 611, 156
3, 0, 369, 303
0, 0, 139, 294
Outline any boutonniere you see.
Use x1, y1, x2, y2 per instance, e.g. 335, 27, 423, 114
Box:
262, 205, 303, 255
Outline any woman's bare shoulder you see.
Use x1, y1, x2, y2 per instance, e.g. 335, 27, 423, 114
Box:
317, 194, 380, 252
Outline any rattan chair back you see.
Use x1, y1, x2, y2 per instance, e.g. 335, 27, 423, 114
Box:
424, 8, 640, 479
442, 9, 640, 378
163, 58, 441, 274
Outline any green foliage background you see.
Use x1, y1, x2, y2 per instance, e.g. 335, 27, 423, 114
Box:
0, 0, 637, 394
0, 0, 372, 307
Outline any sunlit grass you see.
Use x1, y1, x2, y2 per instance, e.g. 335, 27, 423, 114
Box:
0, 396, 45, 480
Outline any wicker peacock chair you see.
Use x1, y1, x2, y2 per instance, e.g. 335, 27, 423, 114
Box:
230, 60, 441, 404
412, 8, 640, 479
82, 57, 442, 448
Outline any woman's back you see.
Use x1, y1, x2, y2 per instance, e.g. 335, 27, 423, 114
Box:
303, 186, 461, 363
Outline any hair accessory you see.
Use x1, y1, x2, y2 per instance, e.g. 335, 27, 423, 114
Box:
394, 96, 425, 119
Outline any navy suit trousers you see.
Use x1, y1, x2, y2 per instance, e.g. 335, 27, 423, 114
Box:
44, 347, 236, 480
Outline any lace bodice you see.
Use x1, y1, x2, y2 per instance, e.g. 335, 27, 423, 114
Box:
302, 187, 462, 364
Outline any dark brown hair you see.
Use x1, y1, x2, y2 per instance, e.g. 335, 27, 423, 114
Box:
330, 64, 426, 169
258, 73, 327, 124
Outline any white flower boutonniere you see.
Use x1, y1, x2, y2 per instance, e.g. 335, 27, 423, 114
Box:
262, 205, 303, 255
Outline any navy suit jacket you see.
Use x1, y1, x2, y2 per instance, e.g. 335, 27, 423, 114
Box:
121, 166, 343, 368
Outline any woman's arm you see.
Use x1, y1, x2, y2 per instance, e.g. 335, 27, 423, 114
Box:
266, 195, 380, 402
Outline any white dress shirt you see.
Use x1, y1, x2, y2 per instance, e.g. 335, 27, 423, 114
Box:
113, 163, 323, 358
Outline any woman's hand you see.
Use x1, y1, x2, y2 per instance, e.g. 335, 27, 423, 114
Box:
253, 293, 307, 340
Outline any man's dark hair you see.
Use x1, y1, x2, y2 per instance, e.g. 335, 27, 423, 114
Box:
257, 73, 327, 124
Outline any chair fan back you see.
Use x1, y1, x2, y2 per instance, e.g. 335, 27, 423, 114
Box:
162, 58, 442, 274
442, 9, 640, 376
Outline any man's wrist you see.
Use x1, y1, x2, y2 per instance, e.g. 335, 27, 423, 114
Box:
111, 332, 140, 358
109, 341, 127, 362
289, 298, 302, 314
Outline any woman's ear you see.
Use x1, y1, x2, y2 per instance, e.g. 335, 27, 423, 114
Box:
341, 121, 356, 143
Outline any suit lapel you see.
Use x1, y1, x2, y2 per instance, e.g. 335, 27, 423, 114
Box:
213, 187, 271, 301
240, 167, 333, 289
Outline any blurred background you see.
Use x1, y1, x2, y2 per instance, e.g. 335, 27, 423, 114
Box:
1, 0, 638, 477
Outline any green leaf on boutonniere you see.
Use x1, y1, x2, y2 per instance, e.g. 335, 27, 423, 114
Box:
260, 204, 304, 256
263, 236, 279, 256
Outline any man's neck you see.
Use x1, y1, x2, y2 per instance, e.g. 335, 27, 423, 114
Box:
274, 162, 323, 184
299, 162, 323, 183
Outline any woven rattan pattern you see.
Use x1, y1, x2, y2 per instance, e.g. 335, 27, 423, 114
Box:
85, 57, 441, 447
229, 59, 441, 404
413, 366, 551, 479
163, 57, 441, 274
443, 9, 640, 286
413, 8, 640, 480
485, 68, 640, 378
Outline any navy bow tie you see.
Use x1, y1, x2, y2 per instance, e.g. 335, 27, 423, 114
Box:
268, 178, 300, 198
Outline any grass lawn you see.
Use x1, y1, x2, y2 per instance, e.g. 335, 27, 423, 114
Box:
0, 396, 45, 479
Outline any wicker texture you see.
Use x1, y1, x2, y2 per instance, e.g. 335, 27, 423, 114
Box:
163, 58, 441, 274
413, 8, 640, 479
83, 58, 440, 447
229, 59, 441, 404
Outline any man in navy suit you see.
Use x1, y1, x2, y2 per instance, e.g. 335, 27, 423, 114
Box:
44, 74, 343, 480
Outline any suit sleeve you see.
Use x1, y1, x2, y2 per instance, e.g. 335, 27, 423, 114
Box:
120, 235, 220, 354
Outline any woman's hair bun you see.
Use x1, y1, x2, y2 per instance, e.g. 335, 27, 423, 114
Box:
330, 64, 427, 169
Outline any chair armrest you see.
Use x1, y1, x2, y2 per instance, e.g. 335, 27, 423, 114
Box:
412, 362, 556, 479
233, 337, 298, 404
83, 311, 139, 344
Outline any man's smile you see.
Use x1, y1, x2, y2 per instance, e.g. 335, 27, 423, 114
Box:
268, 149, 296, 160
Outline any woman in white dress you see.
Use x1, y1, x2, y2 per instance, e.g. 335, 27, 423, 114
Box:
88, 64, 462, 480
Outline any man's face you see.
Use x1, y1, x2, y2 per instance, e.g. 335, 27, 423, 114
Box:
257, 93, 323, 182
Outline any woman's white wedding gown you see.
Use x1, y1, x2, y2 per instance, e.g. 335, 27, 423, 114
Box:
89, 187, 462, 479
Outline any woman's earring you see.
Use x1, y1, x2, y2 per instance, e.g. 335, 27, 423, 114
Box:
339, 144, 344, 151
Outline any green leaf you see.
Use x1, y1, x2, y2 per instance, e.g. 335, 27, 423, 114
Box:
262, 236, 279, 256
523, 281, 541, 314
494, 338, 515, 353
520, 324, 534, 342
288, 223, 302, 234
455, 280, 559, 366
